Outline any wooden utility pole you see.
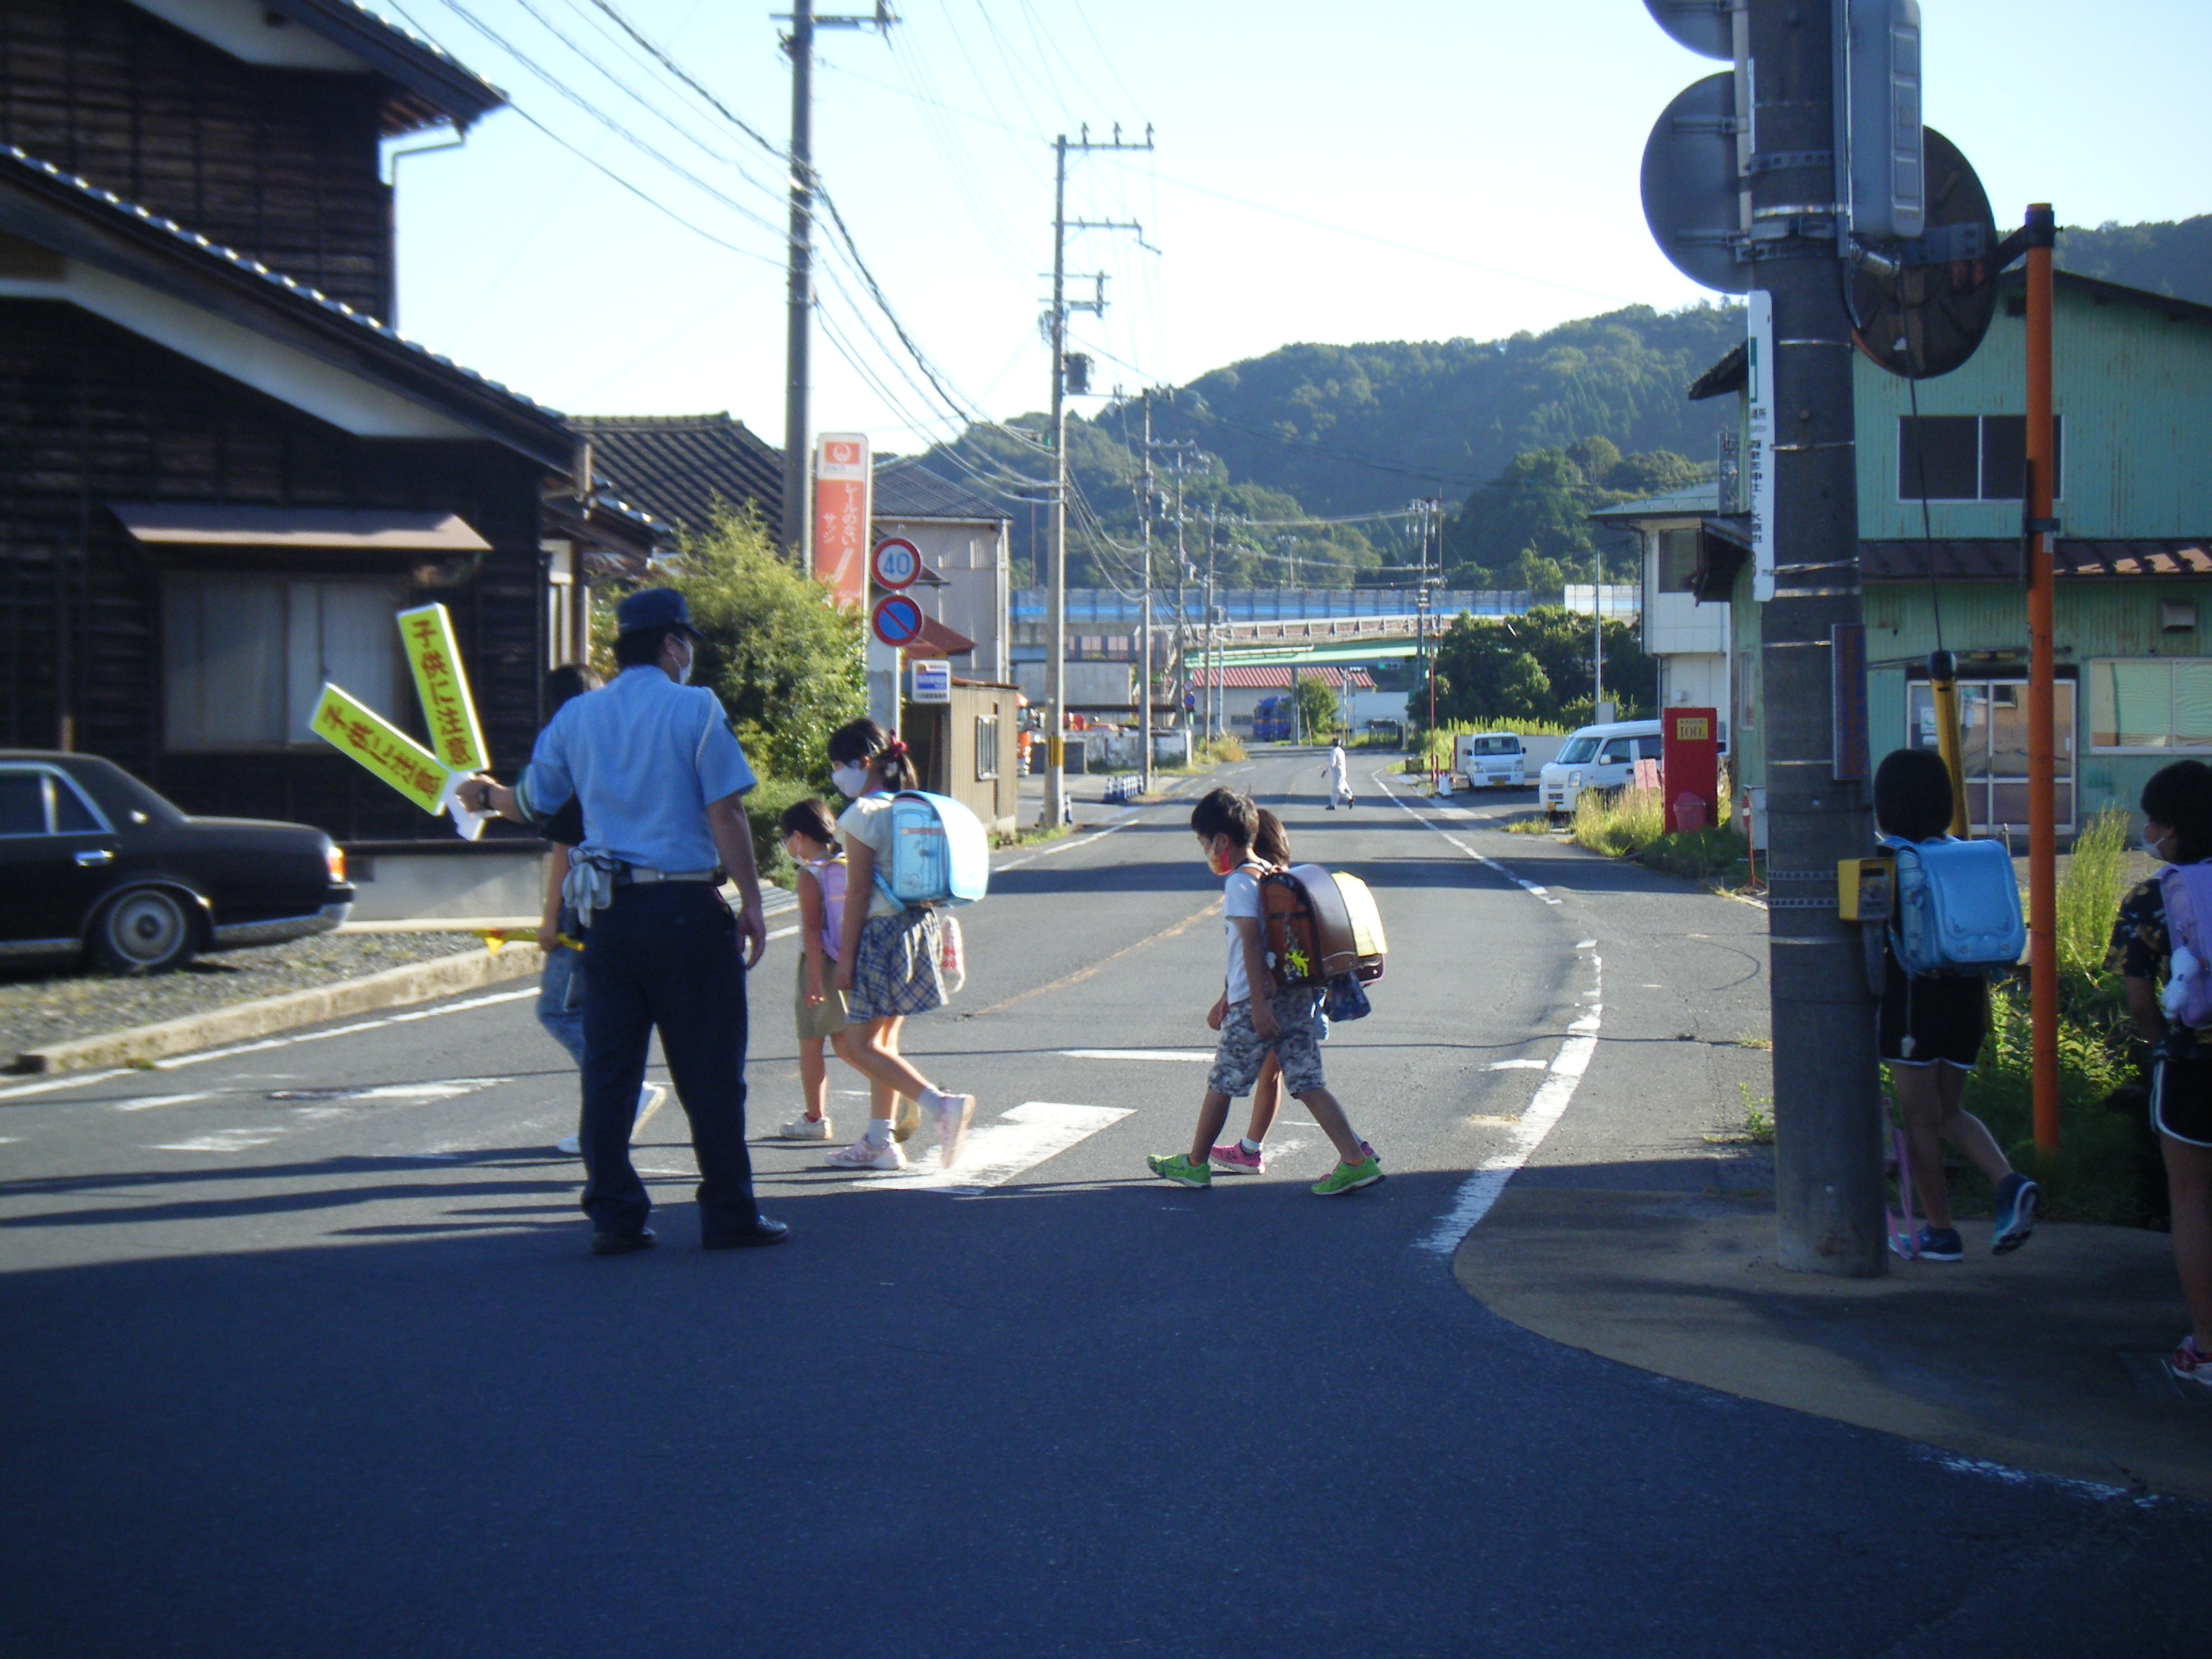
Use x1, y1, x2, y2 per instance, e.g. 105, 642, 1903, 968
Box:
1750, 0, 1885, 1276
1140, 389, 1154, 794
2023, 202, 2060, 1156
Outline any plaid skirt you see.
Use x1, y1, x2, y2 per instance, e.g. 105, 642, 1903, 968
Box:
848, 909, 945, 1021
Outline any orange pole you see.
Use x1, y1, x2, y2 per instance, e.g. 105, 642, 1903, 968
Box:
2025, 204, 2059, 1156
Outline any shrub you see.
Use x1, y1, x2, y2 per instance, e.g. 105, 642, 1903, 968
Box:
741, 776, 819, 886
2057, 807, 2131, 983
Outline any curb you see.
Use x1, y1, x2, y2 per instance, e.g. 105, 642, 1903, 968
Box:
11, 946, 545, 1075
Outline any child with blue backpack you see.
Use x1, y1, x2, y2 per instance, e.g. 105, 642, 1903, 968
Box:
2108, 759, 2212, 1392
822, 719, 977, 1173
1876, 747, 2038, 1261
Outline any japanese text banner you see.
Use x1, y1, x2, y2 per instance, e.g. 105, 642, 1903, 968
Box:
396, 602, 487, 773
310, 683, 459, 814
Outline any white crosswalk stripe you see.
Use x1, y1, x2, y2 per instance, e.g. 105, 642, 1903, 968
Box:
850, 1101, 1131, 1193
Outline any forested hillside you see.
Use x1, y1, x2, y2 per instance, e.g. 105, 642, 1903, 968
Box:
2057, 215, 2212, 307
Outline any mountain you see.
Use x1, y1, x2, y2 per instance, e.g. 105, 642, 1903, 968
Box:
2056, 215, 2212, 307
1131, 303, 1747, 518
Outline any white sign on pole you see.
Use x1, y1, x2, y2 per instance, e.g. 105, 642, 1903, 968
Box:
1746, 289, 1776, 602
909, 659, 952, 704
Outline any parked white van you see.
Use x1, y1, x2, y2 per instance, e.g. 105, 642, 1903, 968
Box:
1538, 719, 1663, 816
1453, 732, 1528, 789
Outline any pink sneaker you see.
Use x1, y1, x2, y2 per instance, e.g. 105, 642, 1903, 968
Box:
2171, 1334, 2212, 1392
1362, 1141, 1379, 1164
1209, 1142, 1264, 1173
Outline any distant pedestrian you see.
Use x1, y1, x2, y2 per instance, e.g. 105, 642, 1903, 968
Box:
821, 719, 977, 1172
1150, 787, 1380, 1194
1324, 739, 1355, 809
1208, 808, 1373, 1177
457, 588, 786, 1256
775, 798, 855, 1143
1874, 747, 2038, 1262
531, 664, 666, 1157
2110, 759, 2212, 1391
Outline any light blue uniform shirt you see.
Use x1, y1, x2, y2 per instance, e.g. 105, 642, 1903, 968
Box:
517, 667, 756, 873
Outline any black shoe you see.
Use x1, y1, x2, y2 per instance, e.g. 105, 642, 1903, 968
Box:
590, 1227, 656, 1256
702, 1215, 790, 1250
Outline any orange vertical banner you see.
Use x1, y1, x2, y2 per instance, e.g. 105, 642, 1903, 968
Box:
814, 432, 871, 611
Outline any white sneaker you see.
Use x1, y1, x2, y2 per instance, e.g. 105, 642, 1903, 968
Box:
781, 1113, 835, 1140
825, 1135, 907, 1171
933, 1093, 977, 1169
892, 1095, 922, 1143
556, 1133, 581, 1155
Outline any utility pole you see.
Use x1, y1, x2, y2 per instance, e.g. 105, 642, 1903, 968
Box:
1173, 451, 1187, 734
1593, 536, 1604, 719
1140, 389, 1155, 795
778, 0, 896, 570
1042, 122, 1152, 828
1750, 0, 1884, 1277
1205, 505, 1219, 742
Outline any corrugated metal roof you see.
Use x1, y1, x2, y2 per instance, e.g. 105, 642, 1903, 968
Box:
110, 503, 490, 552
1587, 484, 1722, 523
873, 457, 1011, 524
1192, 667, 1376, 690
570, 413, 784, 535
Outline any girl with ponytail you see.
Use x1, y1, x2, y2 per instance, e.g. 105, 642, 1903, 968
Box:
819, 719, 978, 1172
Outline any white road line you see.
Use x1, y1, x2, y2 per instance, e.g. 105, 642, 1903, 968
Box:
154, 1128, 289, 1153
1372, 770, 1560, 906
112, 1092, 215, 1112
1416, 947, 1602, 1255
994, 819, 1131, 873
766, 925, 800, 941
1485, 1059, 1547, 1071
0, 1068, 128, 1102
850, 1100, 1131, 1193
1058, 1048, 1214, 1063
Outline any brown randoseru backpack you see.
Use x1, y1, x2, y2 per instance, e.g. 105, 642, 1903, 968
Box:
1259, 864, 1388, 991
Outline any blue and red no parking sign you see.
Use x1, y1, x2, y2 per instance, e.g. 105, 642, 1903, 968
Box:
871, 593, 925, 648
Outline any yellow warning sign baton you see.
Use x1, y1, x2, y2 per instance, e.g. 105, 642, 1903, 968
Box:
396, 602, 488, 775
309, 683, 459, 814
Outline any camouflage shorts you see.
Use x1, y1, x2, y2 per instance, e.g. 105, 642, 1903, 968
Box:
1208, 989, 1327, 1099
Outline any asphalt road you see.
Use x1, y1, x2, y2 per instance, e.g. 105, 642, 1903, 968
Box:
2, 748, 2204, 1655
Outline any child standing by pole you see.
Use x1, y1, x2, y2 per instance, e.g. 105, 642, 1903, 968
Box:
776, 798, 853, 1142
1150, 788, 1381, 1195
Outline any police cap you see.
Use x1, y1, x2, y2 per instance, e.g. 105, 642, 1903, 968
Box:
615, 587, 703, 639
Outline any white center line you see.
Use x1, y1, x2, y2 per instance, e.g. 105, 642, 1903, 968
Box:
112, 1092, 215, 1112
1372, 770, 1560, 906
1058, 1048, 1215, 1063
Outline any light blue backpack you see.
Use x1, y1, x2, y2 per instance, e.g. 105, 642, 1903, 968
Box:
1880, 834, 2026, 977
873, 791, 990, 909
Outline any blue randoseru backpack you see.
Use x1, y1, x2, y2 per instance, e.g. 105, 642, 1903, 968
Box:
873, 791, 990, 909
1880, 834, 2026, 977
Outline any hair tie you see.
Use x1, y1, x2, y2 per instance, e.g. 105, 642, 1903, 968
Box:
883, 739, 908, 760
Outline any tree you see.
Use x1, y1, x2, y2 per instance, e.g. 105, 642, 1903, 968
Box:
1294, 673, 1342, 741
649, 507, 866, 786
1424, 606, 1655, 727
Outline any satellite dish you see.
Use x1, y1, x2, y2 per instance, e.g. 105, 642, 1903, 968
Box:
1645, 0, 1733, 58
1641, 73, 1748, 295
1848, 128, 2000, 379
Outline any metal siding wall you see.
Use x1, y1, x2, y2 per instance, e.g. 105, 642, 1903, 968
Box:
1856, 287, 2212, 540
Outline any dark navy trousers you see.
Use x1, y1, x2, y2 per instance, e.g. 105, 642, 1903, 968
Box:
578, 882, 757, 1236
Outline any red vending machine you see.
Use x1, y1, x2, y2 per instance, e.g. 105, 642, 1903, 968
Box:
1662, 707, 1719, 833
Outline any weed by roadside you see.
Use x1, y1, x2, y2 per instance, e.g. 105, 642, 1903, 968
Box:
1706, 1084, 1776, 1146
991, 820, 1074, 850
1197, 734, 1246, 765
1570, 786, 1664, 857
1401, 719, 1569, 775
1735, 1033, 1772, 1051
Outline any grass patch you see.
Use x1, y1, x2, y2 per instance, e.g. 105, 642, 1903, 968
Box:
1197, 734, 1246, 765
1504, 815, 1563, 835
1736, 1033, 1772, 1051
1637, 824, 1750, 881
991, 819, 1074, 850
1707, 1084, 1776, 1145
1400, 719, 1570, 775
1568, 786, 1664, 857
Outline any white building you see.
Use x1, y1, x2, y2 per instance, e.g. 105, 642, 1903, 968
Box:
1589, 483, 1730, 746
872, 459, 1014, 685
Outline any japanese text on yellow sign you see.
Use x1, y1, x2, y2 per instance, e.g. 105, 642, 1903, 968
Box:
309, 683, 458, 814
396, 603, 487, 774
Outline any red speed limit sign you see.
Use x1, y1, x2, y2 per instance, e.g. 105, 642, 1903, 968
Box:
870, 536, 922, 590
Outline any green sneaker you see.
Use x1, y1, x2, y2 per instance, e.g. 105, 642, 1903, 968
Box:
1311, 1156, 1383, 1197
1148, 1152, 1211, 1188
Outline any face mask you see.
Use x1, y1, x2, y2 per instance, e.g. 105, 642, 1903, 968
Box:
674, 642, 695, 685
2145, 826, 2174, 862
1204, 838, 1237, 877
832, 763, 870, 800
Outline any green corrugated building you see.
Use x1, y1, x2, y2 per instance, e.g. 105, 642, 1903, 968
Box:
1599, 270, 2212, 841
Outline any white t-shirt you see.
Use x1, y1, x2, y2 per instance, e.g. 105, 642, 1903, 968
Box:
1327, 745, 1347, 781
1223, 866, 1264, 1004
836, 794, 904, 919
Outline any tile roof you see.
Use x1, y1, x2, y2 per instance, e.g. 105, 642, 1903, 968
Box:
909, 613, 978, 657
1859, 539, 2212, 580
0, 144, 570, 464
1193, 667, 1376, 691
570, 413, 784, 536
873, 457, 1012, 524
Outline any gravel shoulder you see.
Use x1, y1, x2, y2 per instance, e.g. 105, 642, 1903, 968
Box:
0, 933, 487, 1069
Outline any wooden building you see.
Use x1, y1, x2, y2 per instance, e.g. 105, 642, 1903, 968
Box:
0, 0, 613, 845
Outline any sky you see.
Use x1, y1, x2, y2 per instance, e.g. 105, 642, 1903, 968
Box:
377, 0, 2212, 455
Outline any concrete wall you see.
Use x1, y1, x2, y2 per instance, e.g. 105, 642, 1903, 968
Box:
1013, 660, 1133, 708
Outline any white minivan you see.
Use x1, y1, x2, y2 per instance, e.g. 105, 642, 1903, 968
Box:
1538, 719, 1664, 816
1453, 732, 1527, 789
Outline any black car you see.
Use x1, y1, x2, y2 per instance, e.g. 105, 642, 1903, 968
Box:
0, 751, 354, 974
